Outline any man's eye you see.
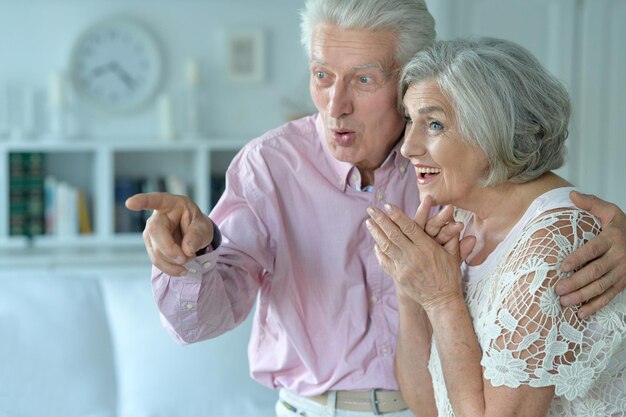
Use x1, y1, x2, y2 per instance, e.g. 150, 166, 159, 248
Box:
359, 75, 372, 84
315, 71, 326, 79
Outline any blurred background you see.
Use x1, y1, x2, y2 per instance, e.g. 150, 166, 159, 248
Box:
0, 0, 624, 416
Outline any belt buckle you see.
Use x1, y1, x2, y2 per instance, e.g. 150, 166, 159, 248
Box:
370, 389, 382, 415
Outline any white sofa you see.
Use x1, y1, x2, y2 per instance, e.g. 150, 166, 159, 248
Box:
0, 266, 276, 417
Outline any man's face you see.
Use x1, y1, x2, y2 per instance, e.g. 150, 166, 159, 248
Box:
309, 24, 405, 174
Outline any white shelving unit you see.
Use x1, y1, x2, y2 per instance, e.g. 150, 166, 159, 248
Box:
0, 137, 247, 255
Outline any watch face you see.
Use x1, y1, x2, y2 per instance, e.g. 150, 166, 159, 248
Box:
70, 17, 162, 113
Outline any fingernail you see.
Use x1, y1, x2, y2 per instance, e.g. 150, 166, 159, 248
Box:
555, 283, 566, 295
366, 219, 373, 229
384, 203, 392, 213
561, 261, 572, 272
577, 310, 587, 319
175, 256, 186, 265
560, 295, 571, 306
367, 207, 376, 216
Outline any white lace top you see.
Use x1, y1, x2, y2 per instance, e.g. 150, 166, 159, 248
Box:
429, 187, 626, 417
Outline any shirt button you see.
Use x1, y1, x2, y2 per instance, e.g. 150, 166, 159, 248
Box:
400, 165, 407, 173
370, 295, 379, 304
186, 302, 194, 309
202, 261, 213, 269
381, 346, 391, 355
187, 268, 198, 274
376, 191, 384, 201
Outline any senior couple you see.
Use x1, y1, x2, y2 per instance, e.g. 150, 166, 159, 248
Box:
127, 0, 626, 416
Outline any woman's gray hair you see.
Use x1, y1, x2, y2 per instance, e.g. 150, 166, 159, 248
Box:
400, 37, 570, 186
300, 0, 436, 67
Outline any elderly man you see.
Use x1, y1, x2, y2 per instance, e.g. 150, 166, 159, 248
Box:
126, 1, 626, 416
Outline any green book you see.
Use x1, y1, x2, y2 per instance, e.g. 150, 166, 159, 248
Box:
9, 152, 45, 237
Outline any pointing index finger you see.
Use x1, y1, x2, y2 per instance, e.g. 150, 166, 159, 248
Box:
125, 192, 175, 212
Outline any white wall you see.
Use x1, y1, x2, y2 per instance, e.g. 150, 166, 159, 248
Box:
1, 0, 624, 208
426, 0, 626, 210
0, 0, 312, 140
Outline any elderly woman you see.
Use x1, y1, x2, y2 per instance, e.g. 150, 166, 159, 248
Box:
366, 37, 625, 417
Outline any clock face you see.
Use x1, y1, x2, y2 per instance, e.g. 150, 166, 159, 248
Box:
70, 18, 162, 113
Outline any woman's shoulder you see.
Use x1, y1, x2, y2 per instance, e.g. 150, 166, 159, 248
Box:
514, 187, 600, 240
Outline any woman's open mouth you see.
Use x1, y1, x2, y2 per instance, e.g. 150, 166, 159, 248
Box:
415, 166, 441, 184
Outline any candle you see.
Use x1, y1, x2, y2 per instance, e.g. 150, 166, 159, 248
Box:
0, 85, 10, 137
49, 72, 66, 108
159, 94, 175, 141
185, 58, 200, 87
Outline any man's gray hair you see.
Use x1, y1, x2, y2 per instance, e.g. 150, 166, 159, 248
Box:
300, 0, 436, 67
400, 37, 570, 187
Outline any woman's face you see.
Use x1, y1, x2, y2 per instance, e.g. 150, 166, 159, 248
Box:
400, 80, 490, 207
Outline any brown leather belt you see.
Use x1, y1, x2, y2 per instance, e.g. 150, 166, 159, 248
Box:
310, 389, 408, 414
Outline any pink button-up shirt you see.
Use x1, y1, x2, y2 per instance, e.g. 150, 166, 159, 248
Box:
152, 114, 421, 396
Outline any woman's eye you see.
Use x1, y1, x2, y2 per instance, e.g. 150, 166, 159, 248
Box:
315, 71, 326, 79
429, 120, 443, 131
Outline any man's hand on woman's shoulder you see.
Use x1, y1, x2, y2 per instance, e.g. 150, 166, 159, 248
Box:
556, 191, 626, 318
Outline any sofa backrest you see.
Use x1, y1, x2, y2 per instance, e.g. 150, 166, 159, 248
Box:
0, 268, 276, 417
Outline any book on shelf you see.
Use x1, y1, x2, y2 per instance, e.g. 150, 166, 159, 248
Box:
77, 191, 92, 235
114, 175, 190, 233
9, 152, 45, 237
210, 174, 226, 208
8, 151, 92, 239
43, 175, 92, 237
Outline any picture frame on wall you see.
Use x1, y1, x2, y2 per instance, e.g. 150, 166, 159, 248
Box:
226, 30, 265, 83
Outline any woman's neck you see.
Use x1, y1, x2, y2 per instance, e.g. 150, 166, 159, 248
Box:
462, 172, 571, 265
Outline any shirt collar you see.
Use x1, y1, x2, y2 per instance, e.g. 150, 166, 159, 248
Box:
315, 114, 410, 192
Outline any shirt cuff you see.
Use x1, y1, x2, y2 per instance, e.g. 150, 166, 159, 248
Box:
195, 219, 222, 256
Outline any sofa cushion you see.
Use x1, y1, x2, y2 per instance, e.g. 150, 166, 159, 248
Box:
0, 271, 116, 417
100, 272, 276, 417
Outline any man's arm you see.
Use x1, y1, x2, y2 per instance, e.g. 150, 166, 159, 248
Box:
556, 191, 626, 318
128, 191, 265, 344
126, 192, 215, 276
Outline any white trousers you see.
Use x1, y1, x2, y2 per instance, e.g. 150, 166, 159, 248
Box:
275, 389, 416, 417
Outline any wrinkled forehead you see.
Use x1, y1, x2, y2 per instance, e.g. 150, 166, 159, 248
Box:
402, 80, 454, 116
310, 24, 398, 71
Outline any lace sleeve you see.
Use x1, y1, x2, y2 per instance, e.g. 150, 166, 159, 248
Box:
480, 208, 625, 401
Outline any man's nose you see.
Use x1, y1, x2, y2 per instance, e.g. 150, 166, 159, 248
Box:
328, 81, 353, 118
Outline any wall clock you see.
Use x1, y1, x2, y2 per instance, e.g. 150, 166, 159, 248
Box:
69, 17, 163, 114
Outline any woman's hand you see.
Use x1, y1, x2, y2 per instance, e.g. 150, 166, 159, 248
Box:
366, 196, 473, 311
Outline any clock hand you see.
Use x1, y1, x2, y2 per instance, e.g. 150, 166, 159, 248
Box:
89, 61, 116, 78
110, 62, 136, 90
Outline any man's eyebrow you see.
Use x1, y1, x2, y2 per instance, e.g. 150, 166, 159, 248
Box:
354, 63, 383, 71
311, 59, 383, 72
